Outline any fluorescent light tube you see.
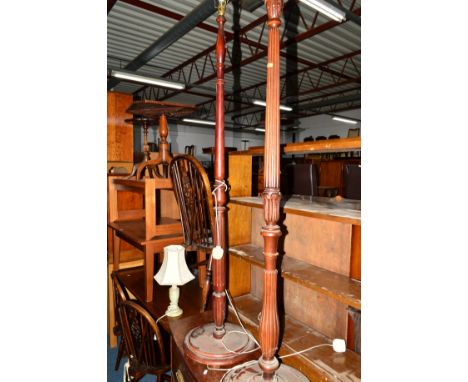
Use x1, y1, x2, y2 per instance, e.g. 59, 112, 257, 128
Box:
254, 128, 265, 132
111, 69, 185, 90
332, 116, 358, 125
252, 100, 293, 112
182, 118, 216, 126
298, 0, 346, 22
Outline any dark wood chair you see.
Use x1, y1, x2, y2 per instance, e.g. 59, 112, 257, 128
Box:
169, 154, 216, 311
120, 300, 171, 382
111, 272, 132, 371
184, 145, 195, 155
136, 158, 170, 180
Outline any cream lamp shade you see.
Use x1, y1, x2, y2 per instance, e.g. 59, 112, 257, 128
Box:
155, 245, 194, 286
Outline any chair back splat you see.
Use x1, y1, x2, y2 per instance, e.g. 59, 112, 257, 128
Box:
169, 155, 215, 251
111, 272, 131, 371
170, 154, 216, 311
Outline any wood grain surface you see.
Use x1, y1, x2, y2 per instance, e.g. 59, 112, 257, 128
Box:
107, 91, 133, 163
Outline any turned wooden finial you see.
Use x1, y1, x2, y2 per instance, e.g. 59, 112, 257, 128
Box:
158, 114, 171, 164
265, 0, 283, 22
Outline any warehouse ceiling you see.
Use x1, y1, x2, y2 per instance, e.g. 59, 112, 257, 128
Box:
107, 0, 361, 132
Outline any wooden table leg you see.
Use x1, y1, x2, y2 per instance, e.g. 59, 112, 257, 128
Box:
144, 245, 154, 302
113, 231, 121, 271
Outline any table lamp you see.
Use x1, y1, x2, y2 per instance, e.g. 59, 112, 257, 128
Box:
154, 245, 194, 317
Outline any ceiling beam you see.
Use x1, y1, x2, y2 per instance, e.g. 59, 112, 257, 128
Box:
127, 1, 359, 106
159, 7, 360, 101
193, 50, 361, 114
107, 0, 217, 90
322, 0, 361, 26
120, 0, 225, 36
298, 93, 361, 111
108, 0, 118, 14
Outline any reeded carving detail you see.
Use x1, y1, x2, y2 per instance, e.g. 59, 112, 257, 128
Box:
262, 188, 281, 225
265, 0, 283, 22
259, 269, 279, 359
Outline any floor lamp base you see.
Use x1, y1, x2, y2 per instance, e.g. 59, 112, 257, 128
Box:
184, 322, 257, 367
222, 362, 309, 381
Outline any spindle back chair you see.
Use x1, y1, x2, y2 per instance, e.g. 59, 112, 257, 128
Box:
111, 272, 131, 371
120, 300, 171, 382
169, 155, 216, 310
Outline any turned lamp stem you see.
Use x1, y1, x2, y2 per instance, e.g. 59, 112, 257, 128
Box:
212, 0, 227, 340
259, 0, 283, 380
182, 0, 257, 367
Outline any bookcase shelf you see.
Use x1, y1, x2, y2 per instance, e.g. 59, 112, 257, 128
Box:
227, 293, 361, 382
230, 244, 361, 310
226, 144, 362, 380
230, 195, 361, 225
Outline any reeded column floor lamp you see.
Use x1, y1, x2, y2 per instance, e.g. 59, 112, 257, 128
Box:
183, 0, 257, 367
223, 0, 309, 380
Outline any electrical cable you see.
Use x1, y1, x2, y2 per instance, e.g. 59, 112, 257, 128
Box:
279, 343, 333, 359
211, 179, 228, 245
156, 314, 167, 325
224, 289, 260, 348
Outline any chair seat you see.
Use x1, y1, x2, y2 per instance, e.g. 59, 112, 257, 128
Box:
108, 218, 183, 250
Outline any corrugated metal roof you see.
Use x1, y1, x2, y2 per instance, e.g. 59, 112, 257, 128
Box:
107, 0, 361, 124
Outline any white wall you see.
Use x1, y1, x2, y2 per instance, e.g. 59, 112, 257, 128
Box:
290, 108, 361, 142
169, 123, 269, 161
136, 122, 288, 162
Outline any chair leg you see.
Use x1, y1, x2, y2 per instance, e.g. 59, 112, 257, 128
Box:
144, 246, 154, 302
114, 337, 125, 371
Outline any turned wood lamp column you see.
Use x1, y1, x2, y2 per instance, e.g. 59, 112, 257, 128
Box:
258, 0, 283, 378
224, 0, 308, 380
212, 3, 227, 340
184, 0, 256, 367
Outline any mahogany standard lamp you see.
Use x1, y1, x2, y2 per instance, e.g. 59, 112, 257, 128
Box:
184, 0, 256, 367
224, 0, 309, 380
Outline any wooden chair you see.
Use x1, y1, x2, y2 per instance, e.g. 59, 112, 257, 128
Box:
184, 145, 195, 155
111, 272, 132, 371
120, 300, 171, 382
169, 154, 216, 311
109, 154, 185, 303
136, 158, 169, 180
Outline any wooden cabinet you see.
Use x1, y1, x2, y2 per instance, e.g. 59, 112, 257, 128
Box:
107, 91, 134, 172
226, 138, 361, 381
